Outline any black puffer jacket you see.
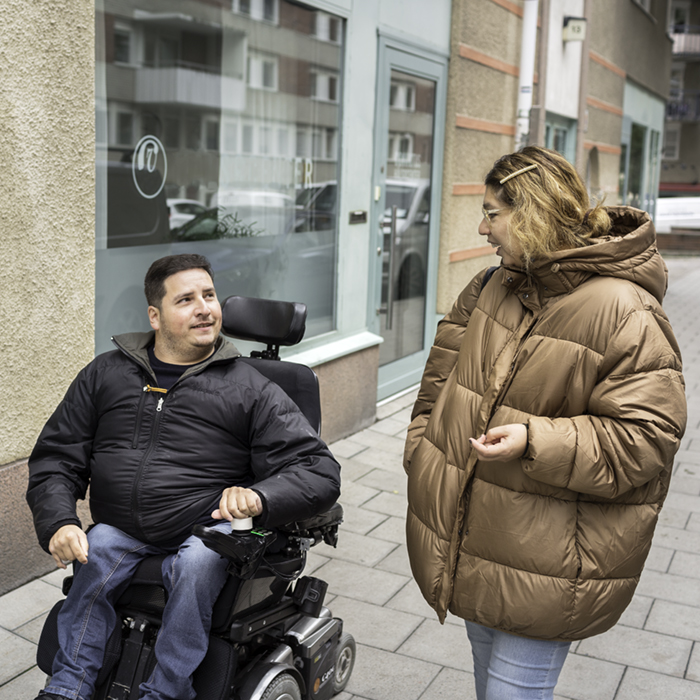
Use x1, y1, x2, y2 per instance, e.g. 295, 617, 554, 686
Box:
27, 332, 341, 552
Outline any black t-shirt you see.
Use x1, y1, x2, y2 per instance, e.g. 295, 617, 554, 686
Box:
147, 345, 207, 390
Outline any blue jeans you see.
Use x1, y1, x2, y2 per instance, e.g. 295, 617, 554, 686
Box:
44, 522, 231, 700
466, 622, 571, 700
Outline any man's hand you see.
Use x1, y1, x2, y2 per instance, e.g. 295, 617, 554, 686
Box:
212, 487, 263, 521
49, 525, 89, 569
469, 424, 528, 462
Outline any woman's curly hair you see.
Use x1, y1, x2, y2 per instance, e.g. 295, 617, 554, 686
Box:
485, 146, 611, 268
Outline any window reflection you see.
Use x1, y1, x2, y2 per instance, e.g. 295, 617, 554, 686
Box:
95, 0, 343, 352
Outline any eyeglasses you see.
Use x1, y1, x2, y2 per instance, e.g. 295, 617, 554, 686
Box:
482, 206, 506, 223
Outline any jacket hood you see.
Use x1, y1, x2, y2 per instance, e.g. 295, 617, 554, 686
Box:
507, 206, 668, 305
111, 331, 241, 381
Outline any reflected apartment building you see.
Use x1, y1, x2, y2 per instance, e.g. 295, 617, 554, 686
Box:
97, 0, 343, 344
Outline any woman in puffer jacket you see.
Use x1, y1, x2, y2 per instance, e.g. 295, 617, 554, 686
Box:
404, 146, 686, 700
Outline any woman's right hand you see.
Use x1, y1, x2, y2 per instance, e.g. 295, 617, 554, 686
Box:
469, 424, 528, 461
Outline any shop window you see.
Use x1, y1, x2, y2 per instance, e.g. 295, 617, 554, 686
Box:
96, 0, 344, 352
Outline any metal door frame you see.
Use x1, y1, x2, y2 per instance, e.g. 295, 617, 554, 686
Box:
369, 34, 448, 401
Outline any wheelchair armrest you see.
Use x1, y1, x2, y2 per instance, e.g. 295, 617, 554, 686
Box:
278, 503, 344, 547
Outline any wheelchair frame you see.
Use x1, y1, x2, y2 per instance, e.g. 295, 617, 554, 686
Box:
36, 296, 355, 700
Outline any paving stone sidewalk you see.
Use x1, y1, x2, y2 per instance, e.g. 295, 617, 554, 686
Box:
1, 255, 699, 700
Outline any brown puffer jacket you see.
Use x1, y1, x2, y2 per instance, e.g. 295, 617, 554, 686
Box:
404, 207, 686, 641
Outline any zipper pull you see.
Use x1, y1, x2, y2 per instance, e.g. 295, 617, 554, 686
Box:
156, 397, 164, 412
143, 385, 149, 392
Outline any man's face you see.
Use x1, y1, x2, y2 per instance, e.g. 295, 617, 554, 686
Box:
148, 268, 222, 364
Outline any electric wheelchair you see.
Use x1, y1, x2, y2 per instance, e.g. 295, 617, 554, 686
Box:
36, 296, 356, 700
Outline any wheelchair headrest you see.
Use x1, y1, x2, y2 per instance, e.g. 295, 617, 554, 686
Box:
221, 296, 307, 347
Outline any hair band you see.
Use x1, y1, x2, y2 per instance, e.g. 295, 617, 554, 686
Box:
499, 163, 538, 184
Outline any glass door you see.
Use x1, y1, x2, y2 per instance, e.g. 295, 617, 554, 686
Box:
370, 40, 447, 400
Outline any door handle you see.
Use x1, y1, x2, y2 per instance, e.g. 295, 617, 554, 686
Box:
380, 205, 398, 330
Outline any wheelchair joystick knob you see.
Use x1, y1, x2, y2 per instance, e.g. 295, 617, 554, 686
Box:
231, 517, 254, 532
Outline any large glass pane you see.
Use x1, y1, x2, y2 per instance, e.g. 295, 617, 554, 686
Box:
95, 0, 343, 353
379, 69, 435, 366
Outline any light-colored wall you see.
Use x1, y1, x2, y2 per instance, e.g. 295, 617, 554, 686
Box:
545, 0, 584, 120
0, 0, 96, 466
590, 0, 672, 100
0, 0, 95, 594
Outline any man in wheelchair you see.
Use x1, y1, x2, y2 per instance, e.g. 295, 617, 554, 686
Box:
26, 253, 342, 700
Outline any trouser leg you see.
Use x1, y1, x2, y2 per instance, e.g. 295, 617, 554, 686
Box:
44, 524, 158, 700
138, 520, 231, 700
466, 621, 492, 700
466, 622, 571, 700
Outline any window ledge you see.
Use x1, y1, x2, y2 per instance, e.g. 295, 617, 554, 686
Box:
282, 330, 383, 368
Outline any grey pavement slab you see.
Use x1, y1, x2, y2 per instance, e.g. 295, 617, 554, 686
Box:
417, 667, 477, 700
343, 643, 439, 700
4, 256, 700, 699
556, 652, 624, 700
366, 515, 406, 544
615, 667, 700, 700
576, 625, 692, 677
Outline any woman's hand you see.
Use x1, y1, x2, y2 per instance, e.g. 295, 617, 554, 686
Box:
469, 424, 528, 461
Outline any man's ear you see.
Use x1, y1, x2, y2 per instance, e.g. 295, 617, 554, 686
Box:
148, 305, 161, 331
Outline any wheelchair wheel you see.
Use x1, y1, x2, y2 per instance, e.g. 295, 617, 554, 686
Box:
332, 633, 356, 695
261, 672, 302, 700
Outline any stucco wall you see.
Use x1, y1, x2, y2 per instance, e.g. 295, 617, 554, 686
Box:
0, 0, 95, 465
0, 0, 95, 592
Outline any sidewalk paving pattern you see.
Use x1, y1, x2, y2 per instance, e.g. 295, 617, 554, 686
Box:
1, 256, 699, 699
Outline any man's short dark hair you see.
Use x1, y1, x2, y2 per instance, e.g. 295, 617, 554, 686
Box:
144, 254, 214, 308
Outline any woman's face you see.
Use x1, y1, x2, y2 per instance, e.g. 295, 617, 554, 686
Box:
479, 186, 523, 267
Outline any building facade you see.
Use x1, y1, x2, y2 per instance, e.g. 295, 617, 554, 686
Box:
439, 0, 672, 308
1, 0, 672, 593
662, 0, 700, 195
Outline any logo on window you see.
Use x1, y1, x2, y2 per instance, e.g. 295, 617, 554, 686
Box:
132, 135, 168, 199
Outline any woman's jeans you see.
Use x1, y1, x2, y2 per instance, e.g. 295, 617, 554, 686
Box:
466, 622, 571, 700
43, 522, 231, 700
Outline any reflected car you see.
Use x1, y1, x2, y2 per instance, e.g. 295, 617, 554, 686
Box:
167, 198, 207, 230
294, 182, 337, 232
382, 178, 431, 300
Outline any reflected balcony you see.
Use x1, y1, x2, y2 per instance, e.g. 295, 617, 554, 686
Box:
670, 26, 700, 55
667, 90, 700, 122
135, 62, 246, 111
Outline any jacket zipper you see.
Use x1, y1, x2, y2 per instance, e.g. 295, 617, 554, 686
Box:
131, 386, 168, 540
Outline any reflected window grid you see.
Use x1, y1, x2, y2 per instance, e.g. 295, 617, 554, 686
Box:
96, 0, 345, 352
